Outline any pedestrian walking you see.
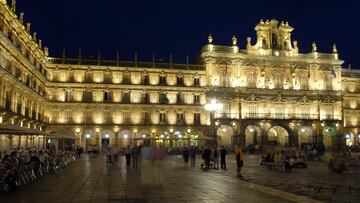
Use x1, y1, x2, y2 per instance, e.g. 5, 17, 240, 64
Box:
204, 146, 211, 169
183, 147, 189, 167
125, 145, 131, 168
132, 144, 141, 168
213, 146, 219, 169
220, 145, 227, 169
234, 144, 244, 178
190, 146, 196, 168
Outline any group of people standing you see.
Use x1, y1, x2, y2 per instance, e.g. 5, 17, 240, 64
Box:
181, 144, 244, 178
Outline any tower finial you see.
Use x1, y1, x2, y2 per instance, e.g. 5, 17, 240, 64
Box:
232, 35, 237, 46
26, 23, 31, 33
208, 34, 213, 44
312, 42, 317, 52
332, 44, 337, 54
44, 47, 49, 56
19, 12, 24, 24
11, 0, 16, 13
38, 39, 42, 49
33, 32, 37, 42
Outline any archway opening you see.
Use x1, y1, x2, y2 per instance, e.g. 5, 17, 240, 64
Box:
322, 126, 336, 150
217, 125, 234, 146
245, 125, 262, 146
298, 126, 314, 146
267, 126, 289, 147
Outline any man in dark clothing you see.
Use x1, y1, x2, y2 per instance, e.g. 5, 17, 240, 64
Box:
190, 146, 196, 168
125, 145, 131, 168
220, 146, 227, 169
204, 146, 212, 169
183, 147, 190, 167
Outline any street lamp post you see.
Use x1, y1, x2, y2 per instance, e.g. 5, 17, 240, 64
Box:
204, 99, 223, 145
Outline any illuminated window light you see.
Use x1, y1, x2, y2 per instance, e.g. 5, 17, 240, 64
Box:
124, 134, 128, 139
105, 134, 110, 138
86, 134, 90, 139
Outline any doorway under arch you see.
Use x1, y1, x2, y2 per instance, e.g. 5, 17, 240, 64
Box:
323, 126, 336, 150
267, 126, 289, 147
298, 126, 314, 145
245, 125, 262, 146
217, 125, 234, 146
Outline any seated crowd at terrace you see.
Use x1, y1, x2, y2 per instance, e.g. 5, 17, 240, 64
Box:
0, 147, 78, 192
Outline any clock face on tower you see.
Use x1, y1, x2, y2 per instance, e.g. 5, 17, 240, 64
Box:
274, 51, 280, 56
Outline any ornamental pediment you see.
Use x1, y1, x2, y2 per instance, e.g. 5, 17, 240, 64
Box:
297, 95, 311, 103
244, 93, 261, 101
272, 92, 287, 102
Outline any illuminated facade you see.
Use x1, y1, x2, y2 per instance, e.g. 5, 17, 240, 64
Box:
0, 2, 359, 151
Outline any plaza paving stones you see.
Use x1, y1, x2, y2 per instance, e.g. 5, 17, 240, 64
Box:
0, 154, 291, 203
1, 153, 359, 203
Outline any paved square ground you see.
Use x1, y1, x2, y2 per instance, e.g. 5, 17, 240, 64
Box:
0, 154, 291, 203
1, 153, 358, 203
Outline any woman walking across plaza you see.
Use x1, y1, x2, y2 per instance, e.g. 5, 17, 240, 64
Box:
235, 144, 244, 178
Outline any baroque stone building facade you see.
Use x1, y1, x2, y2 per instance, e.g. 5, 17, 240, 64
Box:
0, 1, 359, 151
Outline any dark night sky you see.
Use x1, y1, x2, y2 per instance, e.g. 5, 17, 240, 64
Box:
15, 0, 360, 67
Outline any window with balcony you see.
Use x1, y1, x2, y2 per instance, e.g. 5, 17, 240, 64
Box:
194, 95, 200, 104
159, 113, 166, 124
300, 106, 310, 119
275, 106, 285, 118
159, 75, 166, 85
104, 91, 112, 103
194, 113, 201, 125
274, 73, 283, 89
177, 113, 184, 124
142, 74, 149, 85
248, 105, 257, 118
194, 78, 200, 86
299, 75, 308, 90
143, 112, 149, 124
143, 93, 149, 103
176, 93, 182, 104
159, 93, 169, 104
83, 91, 92, 102
122, 92, 130, 103
324, 106, 333, 120
246, 72, 256, 88
177, 76, 184, 86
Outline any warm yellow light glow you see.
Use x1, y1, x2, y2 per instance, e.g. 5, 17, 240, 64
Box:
75, 127, 81, 133
133, 128, 138, 133
169, 128, 174, 133
321, 123, 325, 127
95, 127, 100, 133
187, 128, 191, 134
124, 134, 128, 139
215, 121, 219, 126
86, 134, 90, 139
114, 126, 120, 133
151, 129, 156, 134
0, 116, 2, 124
142, 134, 146, 138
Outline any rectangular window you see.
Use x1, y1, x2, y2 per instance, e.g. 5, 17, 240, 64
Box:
194, 78, 200, 86
159, 113, 166, 124
83, 91, 92, 102
274, 73, 283, 89
300, 76, 308, 90
159, 93, 168, 104
324, 106, 333, 119
143, 112, 149, 124
248, 105, 257, 118
247, 72, 256, 88
300, 106, 310, 119
194, 113, 201, 125
122, 92, 130, 103
194, 95, 200, 104
275, 106, 285, 118
104, 91, 111, 102
177, 77, 184, 86
177, 113, 184, 124
159, 76, 166, 85
142, 74, 149, 85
